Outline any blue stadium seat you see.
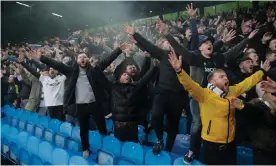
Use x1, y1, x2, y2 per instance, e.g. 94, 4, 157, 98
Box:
97, 149, 115, 165
38, 141, 53, 163
44, 118, 61, 143
60, 122, 73, 137
52, 148, 70, 165
26, 122, 36, 135
172, 134, 190, 155
69, 156, 94, 165
178, 117, 187, 134
67, 139, 81, 152
18, 148, 30, 165
89, 131, 102, 156
102, 136, 121, 156
138, 131, 146, 144
115, 156, 136, 165
29, 154, 43, 165
30, 113, 40, 125
54, 122, 73, 148
9, 142, 19, 163
39, 116, 50, 128
1, 124, 10, 138
106, 119, 113, 134
17, 131, 30, 149
71, 126, 81, 142
34, 125, 44, 138
2, 127, 19, 156
145, 150, 172, 165
237, 146, 253, 165
138, 125, 145, 132
48, 118, 62, 132
9, 131, 29, 163
147, 130, 167, 147
121, 142, 144, 165
26, 136, 40, 155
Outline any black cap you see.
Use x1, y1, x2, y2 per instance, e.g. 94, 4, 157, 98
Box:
199, 35, 215, 47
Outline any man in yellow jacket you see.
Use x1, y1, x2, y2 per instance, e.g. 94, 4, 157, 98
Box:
168, 49, 266, 165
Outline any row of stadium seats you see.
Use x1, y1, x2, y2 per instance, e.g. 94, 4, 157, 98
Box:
1, 105, 202, 165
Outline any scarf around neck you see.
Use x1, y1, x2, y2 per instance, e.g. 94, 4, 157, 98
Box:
207, 83, 227, 98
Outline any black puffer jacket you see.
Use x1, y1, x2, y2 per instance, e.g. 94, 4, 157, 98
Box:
112, 66, 158, 122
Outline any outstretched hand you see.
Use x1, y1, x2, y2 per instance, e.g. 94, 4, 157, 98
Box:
248, 29, 259, 39
123, 24, 135, 35
186, 3, 198, 18
222, 29, 236, 43
261, 59, 271, 72
260, 77, 276, 93
168, 47, 182, 72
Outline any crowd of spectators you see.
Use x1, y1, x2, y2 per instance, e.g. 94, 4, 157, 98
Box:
1, 2, 276, 165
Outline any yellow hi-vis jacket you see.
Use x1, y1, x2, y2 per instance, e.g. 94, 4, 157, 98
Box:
177, 69, 264, 144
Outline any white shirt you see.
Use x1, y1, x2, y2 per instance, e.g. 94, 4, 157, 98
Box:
39, 75, 66, 107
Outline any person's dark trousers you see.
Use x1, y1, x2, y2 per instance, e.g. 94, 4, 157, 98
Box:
138, 106, 150, 128
151, 93, 187, 152
189, 97, 202, 157
77, 102, 107, 151
203, 140, 236, 165
114, 121, 138, 143
48, 105, 65, 121
253, 149, 276, 165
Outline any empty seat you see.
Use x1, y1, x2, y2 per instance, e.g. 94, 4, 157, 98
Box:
1, 124, 10, 138
18, 148, 30, 165
138, 131, 146, 144
59, 122, 73, 137
102, 136, 121, 156
17, 131, 30, 149
26, 136, 40, 154
237, 146, 253, 165
89, 131, 102, 154
30, 113, 40, 125
71, 126, 81, 142
69, 156, 92, 165
39, 116, 50, 128
52, 148, 70, 165
145, 150, 172, 165
48, 118, 62, 132
38, 141, 53, 163
29, 154, 43, 165
172, 134, 190, 154
147, 130, 167, 147
97, 149, 116, 165
138, 125, 145, 132
67, 139, 81, 152
121, 142, 144, 165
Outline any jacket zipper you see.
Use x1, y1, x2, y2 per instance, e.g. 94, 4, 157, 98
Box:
226, 99, 231, 144
207, 120, 212, 135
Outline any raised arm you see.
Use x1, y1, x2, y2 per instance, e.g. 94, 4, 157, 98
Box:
133, 65, 159, 94
229, 69, 265, 97
17, 65, 32, 86
124, 24, 164, 60
168, 49, 207, 103
223, 29, 258, 62
97, 46, 124, 71
20, 61, 41, 79
166, 34, 201, 67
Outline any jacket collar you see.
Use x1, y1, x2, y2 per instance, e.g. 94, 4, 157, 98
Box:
207, 83, 227, 98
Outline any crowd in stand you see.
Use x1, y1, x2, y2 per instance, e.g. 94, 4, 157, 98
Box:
1, 2, 276, 165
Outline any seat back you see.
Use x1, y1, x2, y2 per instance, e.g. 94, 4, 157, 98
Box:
69, 156, 89, 165
30, 154, 43, 165
1, 124, 10, 138
121, 142, 144, 165
102, 136, 121, 156
17, 131, 29, 148
7, 127, 19, 142
38, 141, 53, 163
71, 126, 81, 142
48, 119, 62, 132
19, 148, 30, 165
39, 116, 49, 128
89, 131, 102, 153
52, 148, 69, 165
237, 146, 253, 165
97, 149, 115, 165
30, 113, 40, 125
26, 136, 40, 154
178, 117, 187, 134
67, 139, 81, 152
145, 150, 172, 165
59, 122, 73, 137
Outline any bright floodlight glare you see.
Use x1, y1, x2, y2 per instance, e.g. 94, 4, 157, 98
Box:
52, 13, 63, 18
16, 2, 30, 7
150, 11, 152, 13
